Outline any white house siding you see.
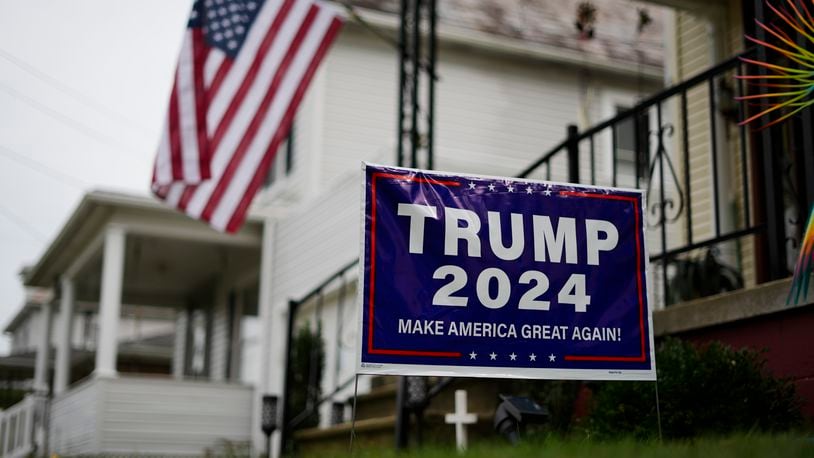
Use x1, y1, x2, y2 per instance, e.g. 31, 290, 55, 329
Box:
317, 28, 653, 186
268, 176, 373, 419
676, 9, 715, 249
674, 5, 756, 289
270, 176, 361, 305
321, 29, 397, 187
49, 379, 100, 455
99, 377, 252, 455
49, 376, 253, 456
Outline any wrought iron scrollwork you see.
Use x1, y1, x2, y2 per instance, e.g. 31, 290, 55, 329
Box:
646, 122, 685, 228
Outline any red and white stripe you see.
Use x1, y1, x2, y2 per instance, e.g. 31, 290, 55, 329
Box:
154, 28, 210, 187
152, 0, 343, 233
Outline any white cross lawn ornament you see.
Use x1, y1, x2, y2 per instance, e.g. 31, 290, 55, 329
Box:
445, 389, 478, 452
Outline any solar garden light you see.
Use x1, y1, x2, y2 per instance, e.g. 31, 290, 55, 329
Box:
261, 395, 279, 458
493, 394, 549, 445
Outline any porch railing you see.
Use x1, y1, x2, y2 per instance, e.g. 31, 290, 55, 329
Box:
518, 49, 806, 307
0, 394, 43, 458
280, 259, 359, 455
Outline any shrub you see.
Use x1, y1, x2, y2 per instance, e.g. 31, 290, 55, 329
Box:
587, 338, 802, 439
286, 324, 325, 431
508, 379, 583, 435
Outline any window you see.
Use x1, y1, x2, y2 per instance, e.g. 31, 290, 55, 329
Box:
264, 123, 296, 188
613, 105, 649, 186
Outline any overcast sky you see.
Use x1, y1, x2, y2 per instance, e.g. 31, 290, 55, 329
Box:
0, 1, 191, 351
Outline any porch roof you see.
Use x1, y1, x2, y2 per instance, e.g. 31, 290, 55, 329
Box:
23, 190, 264, 290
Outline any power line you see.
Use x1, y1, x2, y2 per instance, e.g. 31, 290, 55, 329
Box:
0, 47, 153, 134
0, 145, 89, 191
0, 83, 142, 157
0, 202, 47, 243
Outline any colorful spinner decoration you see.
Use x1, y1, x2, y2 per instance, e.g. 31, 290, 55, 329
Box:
738, 0, 814, 128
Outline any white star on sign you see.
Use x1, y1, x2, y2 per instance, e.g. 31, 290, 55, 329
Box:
543, 189, 553, 196
489, 352, 497, 360
507, 185, 515, 192
488, 183, 496, 192
526, 186, 533, 194
509, 352, 517, 361
468, 182, 476, 190
469, 351, 477, 360
548, 353, 556, 362
529, 353, 537, 361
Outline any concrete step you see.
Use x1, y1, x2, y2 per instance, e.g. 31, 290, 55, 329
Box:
370, 375, 399, 389
348, 377, 502, 423
352, 383, 398, 421
294, 378, 506, 456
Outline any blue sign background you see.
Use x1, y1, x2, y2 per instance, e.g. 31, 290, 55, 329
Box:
358, 164, 655, 380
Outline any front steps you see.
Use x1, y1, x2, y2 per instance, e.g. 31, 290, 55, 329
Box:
293, 377, 503, 456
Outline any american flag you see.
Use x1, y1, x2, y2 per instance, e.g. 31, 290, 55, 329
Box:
152, 0, 343, 233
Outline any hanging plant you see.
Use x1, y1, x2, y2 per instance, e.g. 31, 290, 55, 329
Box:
637, 8, 652, 35
575, 2, 597, 40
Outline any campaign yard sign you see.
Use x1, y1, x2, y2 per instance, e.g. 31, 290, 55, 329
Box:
357, 164, 655, 381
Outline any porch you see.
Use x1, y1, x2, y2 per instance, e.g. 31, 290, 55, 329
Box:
49, 375, 253, 456
12, 191, 265, 456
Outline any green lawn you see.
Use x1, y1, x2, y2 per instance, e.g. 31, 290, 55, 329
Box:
343, 434, 814, 458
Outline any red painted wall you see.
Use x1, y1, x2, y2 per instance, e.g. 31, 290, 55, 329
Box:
678, 307, 814, 420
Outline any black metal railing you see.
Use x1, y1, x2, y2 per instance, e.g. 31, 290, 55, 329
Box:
518, 48, 813, 306
279, 259, 358, 455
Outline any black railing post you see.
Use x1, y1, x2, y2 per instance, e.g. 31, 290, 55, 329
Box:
755, 0, 788, 281
427, 0, 437, 170
396, 0, 408, 167
279, 300, 298, 457
761, 133, 787, 280
394, 376, 409, 449
409, 0, 421, 168
566, 124, 580, 183
800, 108, 814, 212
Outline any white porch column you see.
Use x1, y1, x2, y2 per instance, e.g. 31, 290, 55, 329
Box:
33, 300, 53, 394
172, 310, 188, 379
94, 225, 126, 378
228, 291, 244, 380
54, 276, 75, 394
254, 218, 279, 456
210, 280, 229, 382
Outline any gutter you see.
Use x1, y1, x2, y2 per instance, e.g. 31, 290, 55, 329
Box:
342, 6, 664, 81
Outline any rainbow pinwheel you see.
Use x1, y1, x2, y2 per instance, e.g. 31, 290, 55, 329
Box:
738, 0, 814, 128
789, 206, 814, 304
